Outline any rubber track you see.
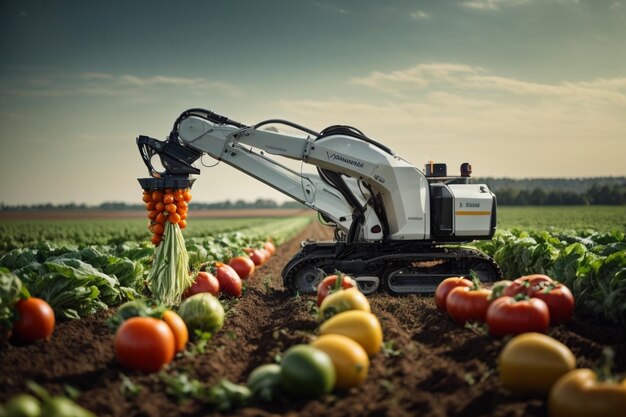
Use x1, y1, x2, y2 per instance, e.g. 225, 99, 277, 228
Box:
282, 243, 502, 293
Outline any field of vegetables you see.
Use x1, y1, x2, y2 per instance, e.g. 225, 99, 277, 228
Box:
1, 206, 625, 417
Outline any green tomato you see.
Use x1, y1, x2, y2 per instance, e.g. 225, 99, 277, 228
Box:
40, 397, 95, 417
178, 293, 224, 333
247, 363, 283, 402
4, 394, 40, 417
280, 345, 336, 398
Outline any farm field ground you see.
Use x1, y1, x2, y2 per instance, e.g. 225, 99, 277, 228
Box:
496, 205, 626, 232
1, 206, 625, 417
0, 208, 309, 221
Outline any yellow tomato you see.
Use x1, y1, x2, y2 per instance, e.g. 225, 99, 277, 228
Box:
310, 334, 369, 390
319, 310, 383, 356
317, 287, 370, 323
549, 369, 626, 417
499, 332, 576, 394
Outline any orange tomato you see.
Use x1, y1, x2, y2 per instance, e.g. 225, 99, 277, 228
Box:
142, 192, 152, 203
173, 191, 184, 202
163, 193, 174, 204
183, 190, 192, 202
155, 212, 166, 224
114, 317, 175, 372
151, 190, 164, 202
162, 310, 188, 353
180, 212, 188, 220
155, 202, 165, 212
153, 224, 164, 235
178, 219, 187, 229
151, 234, 161, 246
169, 212, 181, 224
147, 210, 159, 220
176, 200, 188, 210
165, 204, 177, 213
146, 201, 156, 211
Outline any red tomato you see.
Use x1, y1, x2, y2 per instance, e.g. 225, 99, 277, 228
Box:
503, 274, 554, 297
247, 249, 267, 266
531, 283, 575, 325
114, 317, 175, 372
183, 271, 220, 298
11, 297, 55, 344
446, 285, 492, 324
316, 274, 358, 307
214, 262, 242, 297
486, 296, 550, 337
228, 256, 255, 280
264, 240, 276, 256
162, 310, 188, 353
434, 277, 473, 312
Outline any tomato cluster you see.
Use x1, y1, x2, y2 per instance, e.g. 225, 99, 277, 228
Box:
182, 247, 274, 300
183, 263, 244, 299
435, 274, 575, 337
141, 187, 192, 246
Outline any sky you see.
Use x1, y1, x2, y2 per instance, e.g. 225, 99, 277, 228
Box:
1, 0, 625, 205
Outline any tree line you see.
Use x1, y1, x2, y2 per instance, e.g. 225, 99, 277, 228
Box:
493, 184, 626, 205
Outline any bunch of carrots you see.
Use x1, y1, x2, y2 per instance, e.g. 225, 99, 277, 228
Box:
142, 188, 192, 246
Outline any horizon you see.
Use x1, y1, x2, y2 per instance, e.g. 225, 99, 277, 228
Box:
1, 175, 623, 207
1, 0, 625, 205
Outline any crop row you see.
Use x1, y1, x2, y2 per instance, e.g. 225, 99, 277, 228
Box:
0, 217, 293, 253
0, 216, 311, 320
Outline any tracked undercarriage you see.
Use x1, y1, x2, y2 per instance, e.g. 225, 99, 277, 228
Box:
282, 241, 502, 295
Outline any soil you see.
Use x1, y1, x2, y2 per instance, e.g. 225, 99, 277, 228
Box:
1, 221, 625, 417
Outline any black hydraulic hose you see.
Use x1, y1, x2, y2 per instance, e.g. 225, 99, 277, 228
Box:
346, 210, 364, 243
253, 119, 319, 137
169, 108, 248, 140
316, 125, 394, 156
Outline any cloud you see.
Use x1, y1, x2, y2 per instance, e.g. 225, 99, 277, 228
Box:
349, 63, 626, 105
461, 0, 530, 10
410, 10, 431, 19
274, 63, 626, 177
0, 72, 243, 98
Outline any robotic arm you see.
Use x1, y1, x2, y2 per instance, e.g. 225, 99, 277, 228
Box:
137, 108, 500, 294
138, 108, 495, 244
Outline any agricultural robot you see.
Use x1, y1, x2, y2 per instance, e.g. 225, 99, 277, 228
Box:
137, 108, 501, 294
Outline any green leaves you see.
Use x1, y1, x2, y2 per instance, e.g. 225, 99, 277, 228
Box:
0, 246, 144, 320
0, 267, 28, 330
